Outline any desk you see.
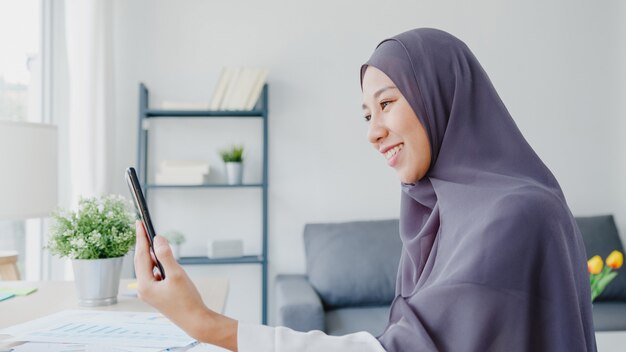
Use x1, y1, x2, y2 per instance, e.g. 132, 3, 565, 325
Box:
0, 278, 228, 348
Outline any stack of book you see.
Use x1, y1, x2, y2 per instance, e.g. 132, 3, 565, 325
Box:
209, 67, 269, 111
155, 160, 210, 185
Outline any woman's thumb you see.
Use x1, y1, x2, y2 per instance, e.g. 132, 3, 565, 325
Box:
153, 235, 178, 270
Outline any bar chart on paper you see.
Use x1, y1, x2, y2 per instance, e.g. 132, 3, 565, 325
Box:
0, 310, 195, 348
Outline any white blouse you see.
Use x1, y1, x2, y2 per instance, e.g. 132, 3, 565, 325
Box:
237, 322, 386, 351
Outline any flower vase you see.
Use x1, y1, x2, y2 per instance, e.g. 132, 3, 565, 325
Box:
225, 162, 243, 185
71, 256, 124, 306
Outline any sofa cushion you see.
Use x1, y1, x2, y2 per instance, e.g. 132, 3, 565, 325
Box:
275, 274, 324, 332
592, 302, 626, 331
576, 215, 626, 301
304, 219, 402, 309
325, 306, 390, 336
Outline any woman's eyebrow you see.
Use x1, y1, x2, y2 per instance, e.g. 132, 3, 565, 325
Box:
362, 86, 398, 110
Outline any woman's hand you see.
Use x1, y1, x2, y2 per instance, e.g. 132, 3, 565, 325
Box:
134, 220, 238, 351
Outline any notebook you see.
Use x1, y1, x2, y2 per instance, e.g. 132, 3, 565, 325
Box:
0, 292, 15, 302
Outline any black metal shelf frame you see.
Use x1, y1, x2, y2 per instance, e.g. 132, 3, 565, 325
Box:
145, 183, 264, 189
178, 255, 264, 265
137, 83, 269, 324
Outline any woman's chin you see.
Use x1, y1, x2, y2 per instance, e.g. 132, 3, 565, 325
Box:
399, 170, 424, 184
399, 175, 418, 184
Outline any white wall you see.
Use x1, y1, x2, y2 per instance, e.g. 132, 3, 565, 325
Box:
102, 0, 624, 324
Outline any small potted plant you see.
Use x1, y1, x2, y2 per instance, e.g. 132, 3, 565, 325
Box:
162, 230, 186, 259
219, 144, 244, 185
47, 194, 136, 306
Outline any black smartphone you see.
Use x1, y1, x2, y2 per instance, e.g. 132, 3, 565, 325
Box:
126, 167, 166, 279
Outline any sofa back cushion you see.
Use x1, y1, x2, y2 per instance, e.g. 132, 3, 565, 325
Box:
304, 219, 402, 309
576, 215, 626, 301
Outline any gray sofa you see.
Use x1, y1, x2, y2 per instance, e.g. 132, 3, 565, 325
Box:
275, 215, 626, 335
276, 219, 400, 336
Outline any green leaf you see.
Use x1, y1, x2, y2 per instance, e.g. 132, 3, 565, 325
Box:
591, 288, 600, 302
595, 272, 618, 296
46, 194, 136, 259
219, 145, 244, 162
590, 273, 598, 286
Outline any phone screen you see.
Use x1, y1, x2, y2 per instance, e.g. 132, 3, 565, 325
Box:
126, 167, 166, 279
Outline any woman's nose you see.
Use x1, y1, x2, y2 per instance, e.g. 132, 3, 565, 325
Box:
367, 117, 387, 144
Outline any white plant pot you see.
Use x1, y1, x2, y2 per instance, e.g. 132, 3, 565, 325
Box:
225, 162, 243, 185
71, 256, 123, 307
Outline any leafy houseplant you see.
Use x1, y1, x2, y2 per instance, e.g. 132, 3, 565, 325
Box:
220, 144, 244, 185
588, 250, 623, 302
47, 194, 136, 306
48, 194, 136, 259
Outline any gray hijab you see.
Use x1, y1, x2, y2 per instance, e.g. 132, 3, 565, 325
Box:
361, 28, 596, 351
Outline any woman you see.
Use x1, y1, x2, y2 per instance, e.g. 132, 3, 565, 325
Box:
135, 28, 597, 351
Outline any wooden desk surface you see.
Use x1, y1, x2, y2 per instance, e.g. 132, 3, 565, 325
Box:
0, 278, 228, 329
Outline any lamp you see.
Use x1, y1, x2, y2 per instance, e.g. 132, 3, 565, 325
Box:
0, 120, 58, 280
0, 121, 58, 220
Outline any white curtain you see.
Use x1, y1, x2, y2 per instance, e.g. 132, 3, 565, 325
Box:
64, 0, 114, 209
56, 0, 116, 280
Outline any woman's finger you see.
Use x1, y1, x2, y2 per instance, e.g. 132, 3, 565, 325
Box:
153, 235, 180, 275
134, 220, 156, 283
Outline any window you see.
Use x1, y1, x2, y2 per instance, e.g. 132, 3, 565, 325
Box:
0, 0, 42, 123
0, 0, 50, 280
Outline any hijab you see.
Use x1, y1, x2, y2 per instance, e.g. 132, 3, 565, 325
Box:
360, 28, 596, 351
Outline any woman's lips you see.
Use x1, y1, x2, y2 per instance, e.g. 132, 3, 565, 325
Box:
384, 143, 403, 167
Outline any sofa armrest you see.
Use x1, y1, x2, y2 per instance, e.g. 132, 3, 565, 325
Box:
275, 274, 325, 332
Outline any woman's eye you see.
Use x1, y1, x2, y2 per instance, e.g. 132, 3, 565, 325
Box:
381, 101, 392, 109
363, 114, 371, 122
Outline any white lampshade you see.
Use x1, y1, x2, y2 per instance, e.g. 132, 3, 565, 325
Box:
0, 121, 58, 220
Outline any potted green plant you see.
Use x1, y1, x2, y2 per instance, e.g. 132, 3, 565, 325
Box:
47, 194, 136, 306
162, 230, 186, 259
219, 144, 244, 185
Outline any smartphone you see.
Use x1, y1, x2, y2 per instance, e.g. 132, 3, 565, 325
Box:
126, 167, 166, 279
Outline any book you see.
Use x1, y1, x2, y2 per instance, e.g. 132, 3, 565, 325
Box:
245, 68, 269, 110
231, 67, 256, 110
157, 168, 210, 179
159, 160, 210, 174
0, 287, 37, 296
156, 160, 211, 185
155, 172, 210, 185
220, 67, 242, 110
209, 67, 233, 111
0, 292, 15, 301
213, 67, 268, 111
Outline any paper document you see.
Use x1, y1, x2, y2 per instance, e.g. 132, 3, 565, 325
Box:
0, 310, 195, 349
186, 343, 230, 352
10, 342, 162, 352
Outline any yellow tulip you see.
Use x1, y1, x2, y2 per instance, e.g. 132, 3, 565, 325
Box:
606, 250, 623, 269
588, 255, 603, 274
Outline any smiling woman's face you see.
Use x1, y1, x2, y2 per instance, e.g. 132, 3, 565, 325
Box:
362, 66, 431, 184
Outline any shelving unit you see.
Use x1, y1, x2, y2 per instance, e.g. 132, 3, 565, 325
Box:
137, 82, 269, 323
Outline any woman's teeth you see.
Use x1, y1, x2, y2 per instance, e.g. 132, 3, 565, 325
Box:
385, 144, 403, 160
